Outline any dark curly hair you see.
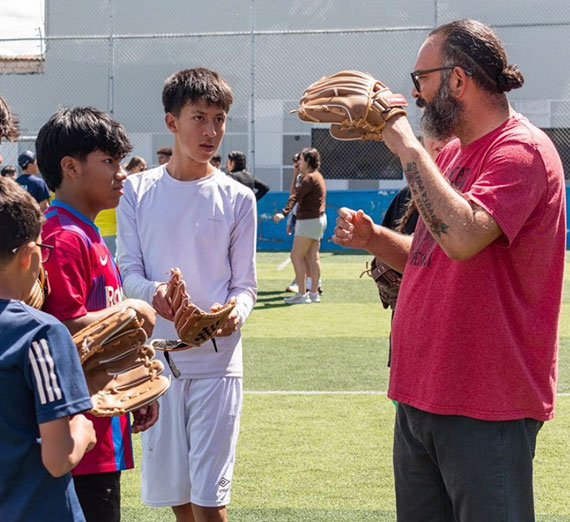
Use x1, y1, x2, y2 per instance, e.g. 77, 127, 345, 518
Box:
0, 93, 19, 142
430, 19, 524, 97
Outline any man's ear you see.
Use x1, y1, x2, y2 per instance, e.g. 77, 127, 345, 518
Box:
60, 156, 80, 180
165, 112, 177, 134
450, 67, 469, 98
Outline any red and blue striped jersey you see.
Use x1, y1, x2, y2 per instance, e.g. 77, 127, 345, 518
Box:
42, 200, 134, 475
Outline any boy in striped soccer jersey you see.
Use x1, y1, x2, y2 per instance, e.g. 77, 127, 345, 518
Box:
36, 107, 159, 522
0, 177, 96, 522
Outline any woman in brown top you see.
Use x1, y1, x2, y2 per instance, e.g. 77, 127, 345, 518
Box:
274, 147, 327, 304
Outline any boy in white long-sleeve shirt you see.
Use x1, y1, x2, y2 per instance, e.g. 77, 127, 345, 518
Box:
116, 68, 257, 522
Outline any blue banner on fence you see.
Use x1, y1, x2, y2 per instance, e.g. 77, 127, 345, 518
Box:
102, 187, 569, 255
258, 189, 399, 252
258, 187, 570, 252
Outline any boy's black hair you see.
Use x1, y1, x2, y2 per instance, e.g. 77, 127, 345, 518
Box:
35, 107, 132, 191
162, 68, 233, 116
227, 151, 246, 172
0, 177, 43, 264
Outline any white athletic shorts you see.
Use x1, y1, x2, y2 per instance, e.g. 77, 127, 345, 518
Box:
140, 376, 243, 507
295, 214, 327, 240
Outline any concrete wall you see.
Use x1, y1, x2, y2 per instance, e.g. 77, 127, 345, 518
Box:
0, 0, 568, 187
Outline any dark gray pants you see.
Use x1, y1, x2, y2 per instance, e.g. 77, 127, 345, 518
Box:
73, 471, 121, 522
393, 403, 543, 522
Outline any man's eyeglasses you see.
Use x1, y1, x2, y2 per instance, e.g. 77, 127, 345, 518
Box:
12, 241, 54, 263
410, 66, 472, 93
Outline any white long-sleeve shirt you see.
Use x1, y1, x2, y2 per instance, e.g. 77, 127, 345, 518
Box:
116, 166, 257, 378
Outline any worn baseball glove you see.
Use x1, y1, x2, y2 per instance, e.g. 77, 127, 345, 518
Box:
72, 308, 170, 417
152, 268, 237, 352
360, 257, 402, 310
293, 70, 408, 141
24, 265, 50, 310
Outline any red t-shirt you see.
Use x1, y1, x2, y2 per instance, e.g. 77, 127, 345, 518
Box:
42, 200, 134, 475
390, 114, 566, 421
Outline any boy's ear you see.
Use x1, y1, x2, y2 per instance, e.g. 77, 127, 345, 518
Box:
17, 242, 34, 271
60, 156, 81, 180
165, 112, 177, 134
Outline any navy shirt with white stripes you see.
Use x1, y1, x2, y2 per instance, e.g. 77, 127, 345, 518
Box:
0, 299, 92, 522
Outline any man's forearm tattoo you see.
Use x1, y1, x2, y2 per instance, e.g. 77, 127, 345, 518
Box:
405, 162, 449, 237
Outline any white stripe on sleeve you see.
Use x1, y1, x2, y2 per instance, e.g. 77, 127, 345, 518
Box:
39, 338, 62, 401
29, 344, 47, 405
29, 339, 63, 404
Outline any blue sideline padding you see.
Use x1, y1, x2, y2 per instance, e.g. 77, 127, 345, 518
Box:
257, 189, 400, 252
258, 186, 570, 252
104, 187, 570, 254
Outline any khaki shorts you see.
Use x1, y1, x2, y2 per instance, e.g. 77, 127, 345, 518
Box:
294, 214, 327, 240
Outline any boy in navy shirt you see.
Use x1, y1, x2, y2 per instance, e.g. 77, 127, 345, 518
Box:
16, 150, 50, 211
0, 177, 96, 521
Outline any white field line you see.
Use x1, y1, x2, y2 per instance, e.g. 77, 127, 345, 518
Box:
246, 390, 385, 395
277, 257, 291, 271
245, 390, 570, 397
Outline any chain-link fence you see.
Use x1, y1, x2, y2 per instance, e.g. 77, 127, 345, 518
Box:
0, 0, 569, 188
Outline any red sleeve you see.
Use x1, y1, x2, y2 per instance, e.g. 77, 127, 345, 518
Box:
466, 141, 547, 246
42, 230, 92, 321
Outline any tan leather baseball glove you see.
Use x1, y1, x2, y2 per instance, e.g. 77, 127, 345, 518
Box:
24, 265, 50, 310
293, 70, 408, 141
152, 268, 237, 352
72, 308, 170, 417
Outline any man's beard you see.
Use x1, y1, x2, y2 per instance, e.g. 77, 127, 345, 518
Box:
418, 78, 462, 140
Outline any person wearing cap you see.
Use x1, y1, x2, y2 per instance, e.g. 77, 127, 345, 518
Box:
16, 150, 50, 211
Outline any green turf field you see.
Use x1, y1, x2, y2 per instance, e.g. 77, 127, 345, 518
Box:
122, 252, 570, 521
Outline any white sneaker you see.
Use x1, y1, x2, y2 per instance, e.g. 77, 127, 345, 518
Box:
285, 281, 298, 293
283, 292, 310, 304
309, 292, 321, 303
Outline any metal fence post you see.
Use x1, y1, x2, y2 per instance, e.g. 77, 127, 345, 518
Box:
249, 0, 256, 172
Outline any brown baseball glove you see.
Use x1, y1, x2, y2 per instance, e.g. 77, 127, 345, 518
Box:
293, 70, 408, 141
24, 265, 50, 310
152, 268, 237, 352
360, 257, 403, 310
72, 308, 170, 417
